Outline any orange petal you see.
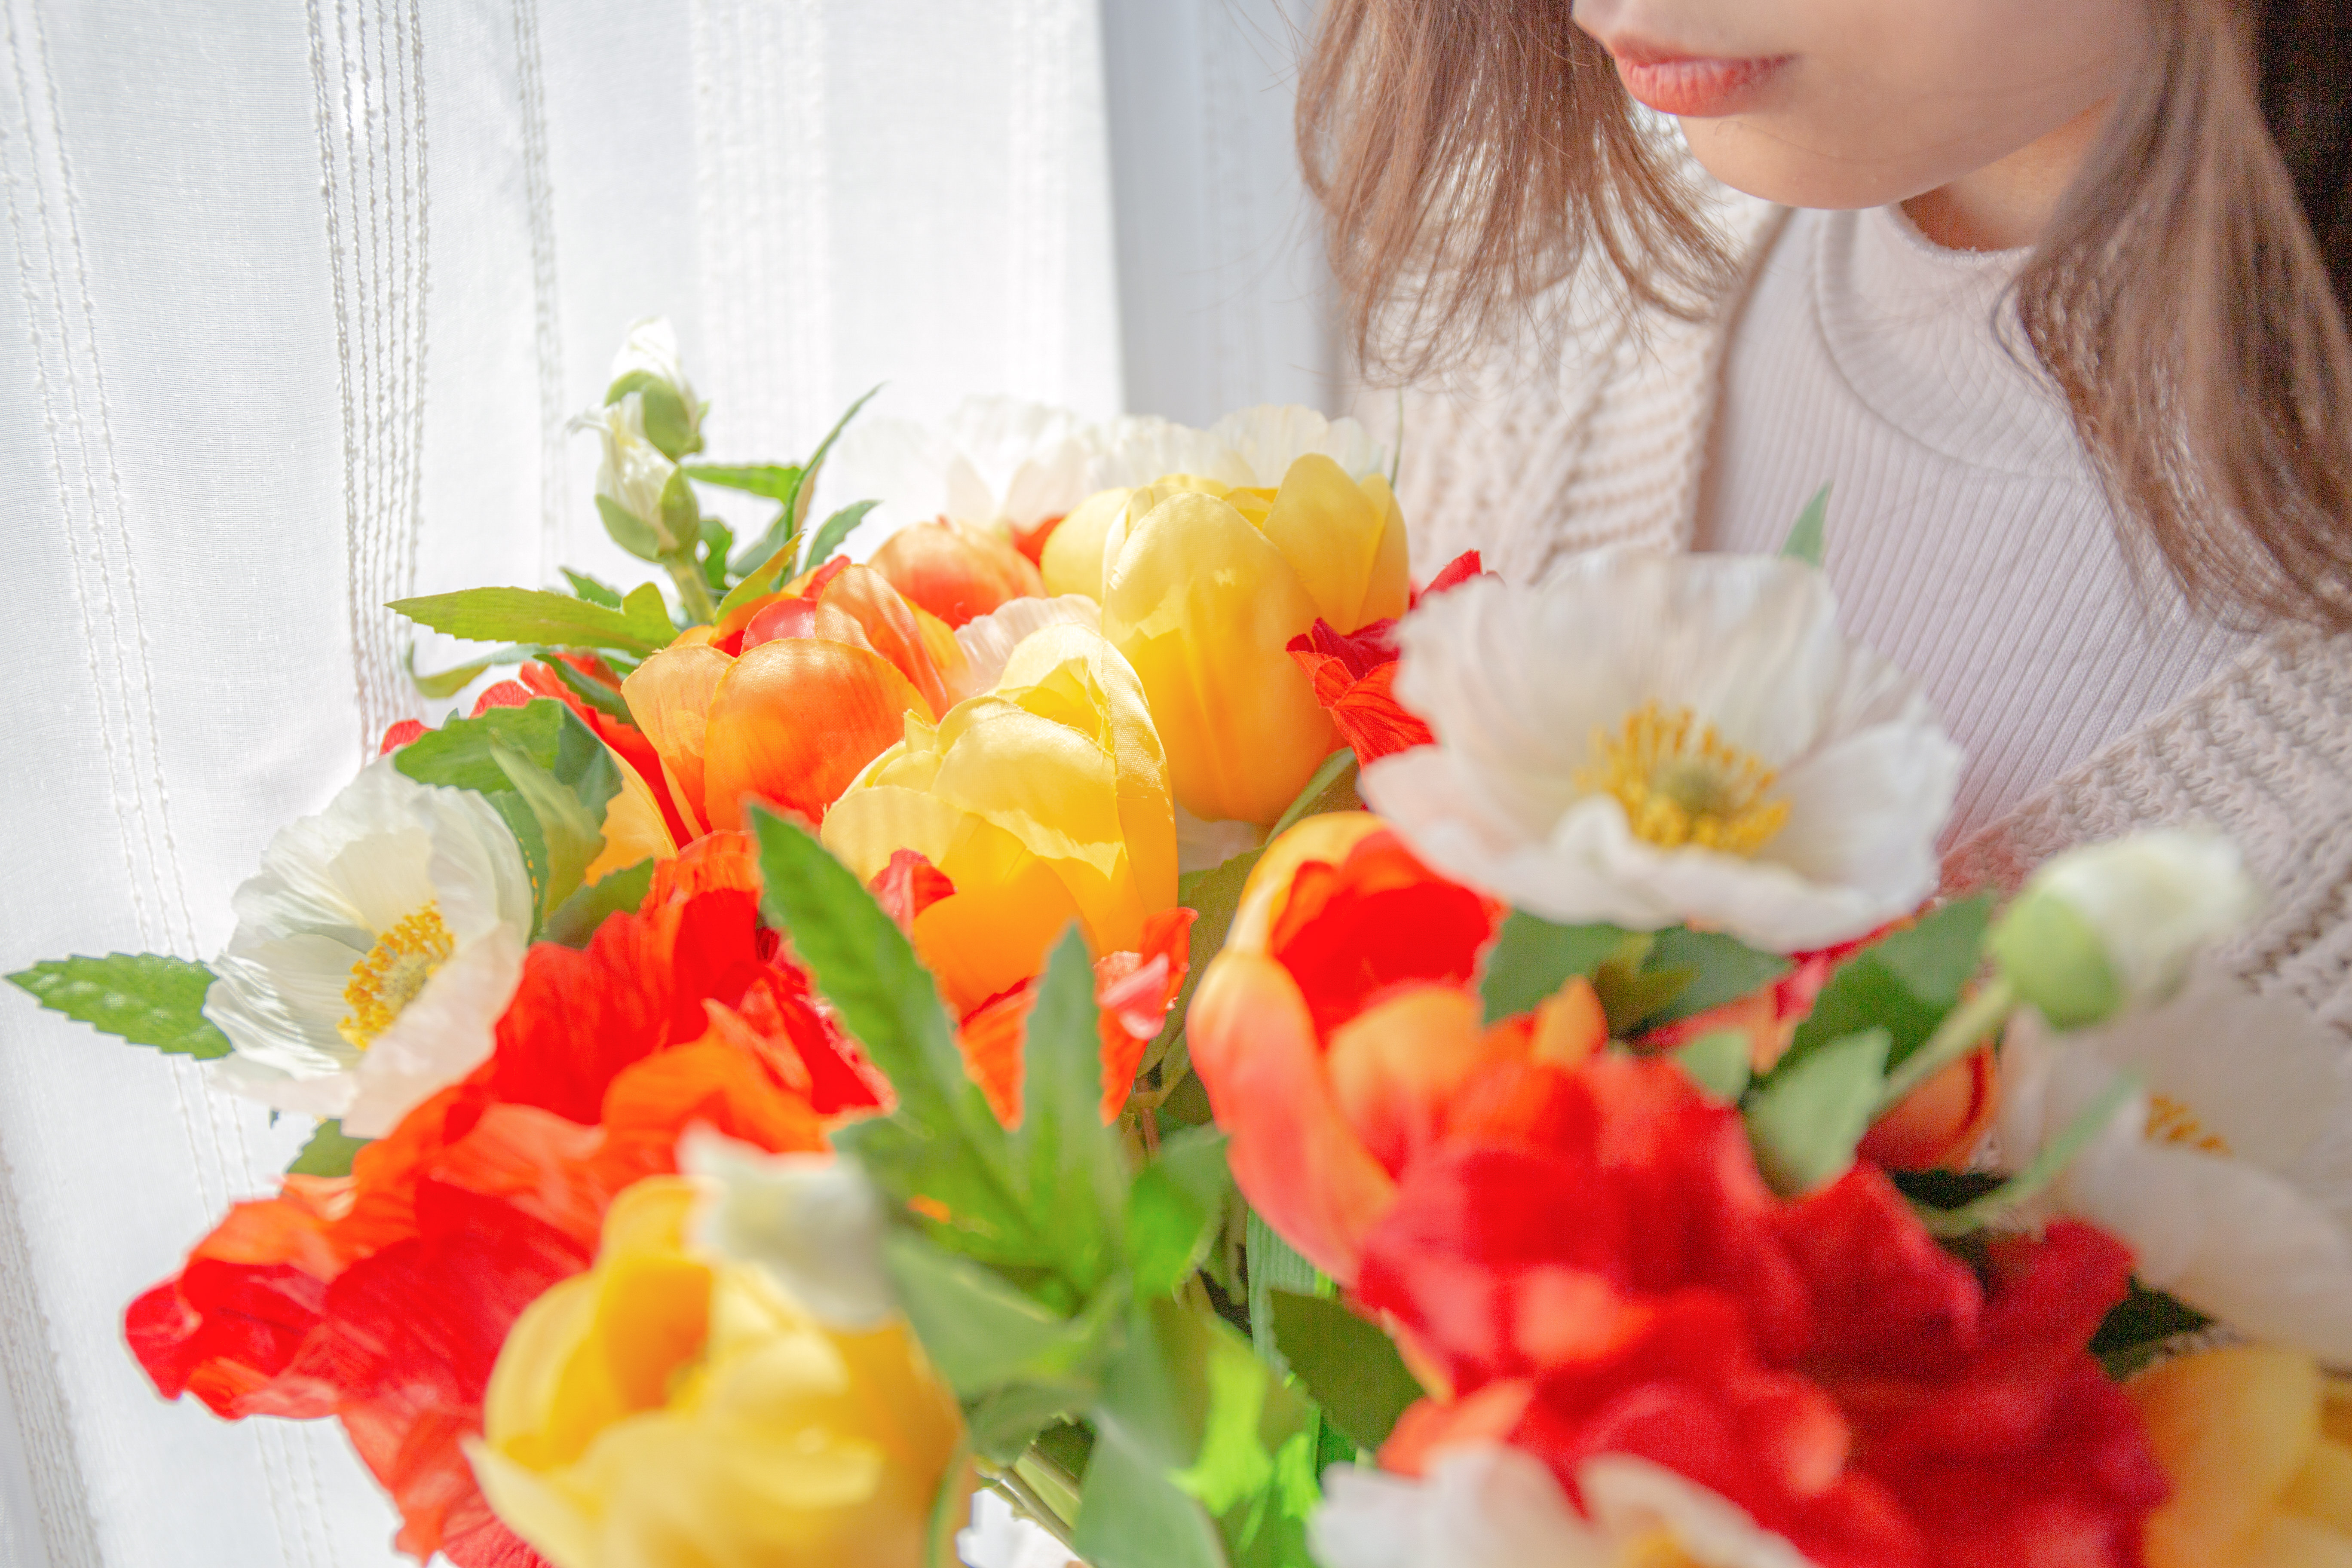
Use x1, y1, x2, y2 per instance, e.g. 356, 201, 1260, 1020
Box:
873, 518, 1047, 628
699, 638, 934, 830
955, 987, 1031, 1129
1188, 949, 1396, 1283
817, 563, 954, 717
621, 645, 734, 836
1323, 984, 1505, 1173
1857, 1046, 2000, 1172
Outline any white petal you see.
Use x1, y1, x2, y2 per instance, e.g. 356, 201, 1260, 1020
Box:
1578, 1456, 1819, 1568
956, 1491, 1082, 1568
1311, 1449, 1612, 1568
1175, 805, 1265, 876
211, 1050, 358, 1120
420, 782, 535, 941
1083, 415, 1250, 490
949, 595, 1103, 703
682, 1131, 896, 1331
1764, 717, 1958, 905
1209, 405, 1386, 485
340, 925, 525, 1138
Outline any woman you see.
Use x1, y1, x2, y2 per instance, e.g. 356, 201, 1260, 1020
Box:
1302, 0, 2352, 1030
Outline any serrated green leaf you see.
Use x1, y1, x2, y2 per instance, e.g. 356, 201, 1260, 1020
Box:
1019, 927, 1130, 1294
1908, 1070, 2136, 1237
684, 462, 805, 503
1266, 1290, 1423, 1450
544, 860, 654, 948
882, 1230, 1124, 1400
619, 582, 677, 648
1479, 912, 1632, 1025
1745, 1027, 1890, 1196
698, 516, 734, 591
538, 655, 631, 721
491, 739, 613, 924
1245, 1210, 1320, 1369
795, 384, 884, 531
287, 1118, 371, 1177
714, 527, 802, 622
800, 500, 878, 573
1671, 1028, 1752, 1102
1781, 482, 1831, 567
1776, 897, 1993, 1083
1267, 750, 1359, 841
6, 953, 231, 1058
394, 700, 608, 799
1129, 1130, 1232, 1300
390, 587, 667, 655
1639, 928, 1789, 1028
560, 569, 623, 609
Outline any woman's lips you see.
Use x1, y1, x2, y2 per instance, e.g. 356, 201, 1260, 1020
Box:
1608, 49, 1791, 117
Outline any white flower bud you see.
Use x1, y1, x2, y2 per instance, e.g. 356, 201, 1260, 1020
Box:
1988, 829, 2259, 1029
571, 394, 695, 559
603, 315, 702, 459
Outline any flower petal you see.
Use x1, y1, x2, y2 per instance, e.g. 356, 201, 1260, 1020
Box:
701, 639, 934, 829
622, 644, 735, 836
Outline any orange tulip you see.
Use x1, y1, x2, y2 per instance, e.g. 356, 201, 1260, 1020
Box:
1185, 813, 1606, 1284
870, 518, 1047, 628
622, 563, 949, 833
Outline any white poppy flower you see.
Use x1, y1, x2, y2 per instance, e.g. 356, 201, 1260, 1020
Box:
1360, 557, 1960, 953
817, 396, 1099, 557
680, 1129, 896, 1332
205, 760, 533, 1138
1998, 968, 2352, 1364
1312, 1447, 1818, 1568
1208, 404, 1387, 487
1082, 413, 1253, 491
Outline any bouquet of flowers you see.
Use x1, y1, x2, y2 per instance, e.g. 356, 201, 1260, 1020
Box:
14, 321, 2352, 1568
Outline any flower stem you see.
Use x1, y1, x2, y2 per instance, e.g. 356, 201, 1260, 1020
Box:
666, 553, 718, 625
977, 1459, 1079, 1552
1874, 977, 2016, 1117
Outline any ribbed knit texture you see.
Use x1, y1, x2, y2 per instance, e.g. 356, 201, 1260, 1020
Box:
1697, 206, 2254, 845
1362, 193, 2352, 1035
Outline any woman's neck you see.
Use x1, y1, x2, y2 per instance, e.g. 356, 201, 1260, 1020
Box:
1902, 98, 2113, 252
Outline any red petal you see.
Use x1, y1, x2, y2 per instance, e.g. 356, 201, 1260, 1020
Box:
378, 719, 426, 754
469, 680, 535, 716
1413, 549, 1486, 603
870, 848, 958, 932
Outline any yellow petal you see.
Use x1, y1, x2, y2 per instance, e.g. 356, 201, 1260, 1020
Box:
1101, 489, 1338, 826
2239, 1515, 2352, 1568
2286, 1440, 2352, 1536
1259, 453, 1408, 632
584, 747, 678, 883
1039, 486, 1131, 600
917, 818, 1087, 1015
2134, 1345, 2323, 1568
819, 783, 968, 886
622, 644, 735, 836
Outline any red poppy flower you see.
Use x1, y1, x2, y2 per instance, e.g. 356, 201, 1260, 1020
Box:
124, 835, 882, 1566
1285, 550, 1485, 764
1358, 1054, 2165, 1568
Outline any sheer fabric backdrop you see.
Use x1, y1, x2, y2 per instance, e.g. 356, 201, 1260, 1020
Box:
0, 1, 1328, 1563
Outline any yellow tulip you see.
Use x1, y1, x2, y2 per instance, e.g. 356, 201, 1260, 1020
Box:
2130, 1345, 2352, 1568
1061, 455, 1408, 827
822, 622, 1178, 1017
470, 1177, 965, 1568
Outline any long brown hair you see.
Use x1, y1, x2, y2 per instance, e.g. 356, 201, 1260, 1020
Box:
1299, 0, 2352, 631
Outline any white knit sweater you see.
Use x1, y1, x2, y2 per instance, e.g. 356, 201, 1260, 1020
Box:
1369, 196, 2352, 1036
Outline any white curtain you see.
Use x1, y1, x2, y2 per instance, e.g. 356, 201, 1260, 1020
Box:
0, 1, 1327, 1563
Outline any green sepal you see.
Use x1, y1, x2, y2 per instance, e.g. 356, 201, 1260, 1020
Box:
287, 1118, 371, 1177
1780, 481, 1831, 567
1987, 889, 2123, 1031
596, 493, 666, 561
543, 860, 654, 948
1267, 750, 1359, 840
1773, 896, 1993, 1084
1266, 1289, 1424, 1450
657, 470, 702, 556
1671, 1027, 1752, 1103
606, 371, 701, 459
6, 953, 232, 1059
1744, 1026, 1890, 1196
1478, 911, 1629, 1025
560, 569, 624, 608
1127, 1129, 1232, 1301
389, 586, 670, 656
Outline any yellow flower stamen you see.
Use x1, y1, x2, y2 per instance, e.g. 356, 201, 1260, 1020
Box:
2146, 1093, 2231, 1155
1580, 700, 1790, 856
1619, 1529, 1705, 1568
340, 903, 454, 1050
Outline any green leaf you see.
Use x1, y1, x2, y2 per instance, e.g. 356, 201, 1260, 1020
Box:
1128, 1130, 1232, 1300
1268, 750, 1359, 841
491, 740, 613, 924
1018, 927, 1130, 1294
543, 860, 654, 948
1245, 1210, 1320, 1369
2092, 1280, 2213, 1380
1777, 897, 1993, 1082
6, 953, 232, 1059
1267, 1290, 1423, 1449
715, 530, 802, 623
560, 569, 624, 609
404, 648, 496, 700
883, 1230, 1124, 1401
684, 462, 805, 503
1908, 1070, 2136, 1237
537, 655, 632, 722
287, 1118, 371, 1177
596, 493, 667, 560
795, 384, 884, 530
1075, 1415, 1229, 1568
1145, 846, 1265, 1077
1781, 482, 1831, 567
800, 499, 878, 572
1745, 1027, 1890, 1195
1671, 1028, 1752, 1102
1479, 911, 1631, 1025
390, 586, 669, 655
698, 515, 735, 588
619, 582, 677, 647
1638, 928, 1789, 1028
